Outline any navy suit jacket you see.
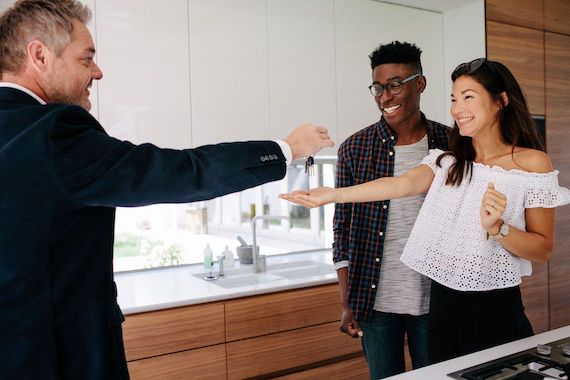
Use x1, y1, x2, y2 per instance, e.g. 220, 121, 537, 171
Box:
0, 87, 287, 379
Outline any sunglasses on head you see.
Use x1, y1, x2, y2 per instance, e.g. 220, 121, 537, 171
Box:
456, 58, 488, 73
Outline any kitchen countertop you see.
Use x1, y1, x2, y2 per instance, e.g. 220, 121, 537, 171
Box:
386, 324, 570, 379
115, 249, 336, 314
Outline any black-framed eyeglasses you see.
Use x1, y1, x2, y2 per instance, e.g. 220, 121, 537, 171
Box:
368, 73, 421, 97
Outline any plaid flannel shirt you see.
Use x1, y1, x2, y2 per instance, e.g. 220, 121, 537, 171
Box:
333, 114, 449, 321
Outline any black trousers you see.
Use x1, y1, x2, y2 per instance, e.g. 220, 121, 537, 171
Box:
427, 280, 533, 364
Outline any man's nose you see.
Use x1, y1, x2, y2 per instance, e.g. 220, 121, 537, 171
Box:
92, 62, 103, 80
379, 88, 393, 105
379, 88, 393, 103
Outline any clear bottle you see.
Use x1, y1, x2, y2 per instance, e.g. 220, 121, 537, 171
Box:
203, 243, 213, 271
222, 245, 234, 268
203, 243, 217, 280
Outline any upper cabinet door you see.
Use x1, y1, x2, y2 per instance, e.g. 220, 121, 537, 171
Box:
486, 0, 544, 30
334, 0, 445, 144
95, 0, 192, 149
486, 21, 545, 116
267, 0, 337, 155
545, 0, 570, 35
190, 0, 269, 146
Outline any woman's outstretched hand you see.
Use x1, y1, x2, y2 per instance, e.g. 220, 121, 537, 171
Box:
279, 187, 337, 208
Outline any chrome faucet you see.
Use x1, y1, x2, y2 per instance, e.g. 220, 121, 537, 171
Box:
252, 215, 290, 273
217, 254, 225, 277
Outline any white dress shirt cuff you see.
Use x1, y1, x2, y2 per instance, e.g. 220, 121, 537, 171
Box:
274, 139, 292, 166
334, 260, 349, 270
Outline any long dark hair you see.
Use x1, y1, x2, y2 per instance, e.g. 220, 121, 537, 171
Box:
437, 59, 544, 186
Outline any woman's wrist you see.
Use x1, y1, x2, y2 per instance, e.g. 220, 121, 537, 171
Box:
485, 219, 504, 239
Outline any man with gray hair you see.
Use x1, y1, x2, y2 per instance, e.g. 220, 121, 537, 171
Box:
0, 0, 333, 378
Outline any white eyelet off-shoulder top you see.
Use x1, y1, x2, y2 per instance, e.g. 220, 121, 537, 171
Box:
400, 149, 570, 291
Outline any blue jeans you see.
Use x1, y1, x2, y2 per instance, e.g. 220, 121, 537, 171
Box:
359, 311, 429, 380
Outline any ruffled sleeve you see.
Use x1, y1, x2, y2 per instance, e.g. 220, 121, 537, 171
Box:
524, 170, 570, 208
419, 148, 446, 173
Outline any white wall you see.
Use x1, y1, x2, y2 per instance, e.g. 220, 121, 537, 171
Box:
443, 0, 486, 125
96, 0, 192, 149
0, 0, 485, 149
335, 0, 445, 143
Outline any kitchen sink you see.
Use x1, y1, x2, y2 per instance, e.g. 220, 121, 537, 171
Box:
194, 260, 334, 288
266, 260, 335, 279
203, 272, 284, 288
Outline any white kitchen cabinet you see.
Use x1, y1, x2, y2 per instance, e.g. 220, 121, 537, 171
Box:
189, 0, 269, 146
94, 0, 192, 149
334, 0, 445, 143
267, 0, 337, 155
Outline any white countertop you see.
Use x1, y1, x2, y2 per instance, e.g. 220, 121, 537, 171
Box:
115, 249, 337, 314
386, 324, 570, 379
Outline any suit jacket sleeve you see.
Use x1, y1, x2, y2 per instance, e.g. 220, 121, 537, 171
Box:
47, 105, 287, 207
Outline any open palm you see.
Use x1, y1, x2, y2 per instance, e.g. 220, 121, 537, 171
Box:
279, 187, 336, 208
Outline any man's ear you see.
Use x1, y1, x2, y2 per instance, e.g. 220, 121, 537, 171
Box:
27, 40, 50, 73
417, 74, 426, 94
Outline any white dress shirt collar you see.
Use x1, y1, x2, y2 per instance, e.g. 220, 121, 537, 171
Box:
0, 82, 46, 105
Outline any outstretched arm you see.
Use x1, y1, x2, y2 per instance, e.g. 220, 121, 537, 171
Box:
280, 163, 435, 208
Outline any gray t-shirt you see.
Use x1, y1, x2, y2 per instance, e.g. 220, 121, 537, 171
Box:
374, 134, 431, 316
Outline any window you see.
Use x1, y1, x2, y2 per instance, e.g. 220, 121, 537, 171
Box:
113, 158, 336, 272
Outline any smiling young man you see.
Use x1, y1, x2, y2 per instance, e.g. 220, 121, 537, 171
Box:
0, 1, 333, 379
332, 41, 448, 379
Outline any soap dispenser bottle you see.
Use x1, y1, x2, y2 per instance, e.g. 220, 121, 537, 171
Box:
203, 244, 217, 280
222, 245, 234, 268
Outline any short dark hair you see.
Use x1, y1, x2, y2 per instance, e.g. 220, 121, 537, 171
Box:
369, 41, 423, 74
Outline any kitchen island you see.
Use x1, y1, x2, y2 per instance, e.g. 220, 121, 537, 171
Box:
386, 324, 570, 379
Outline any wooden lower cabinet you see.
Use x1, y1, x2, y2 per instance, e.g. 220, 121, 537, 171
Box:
127, 344, 226, 380
123, 284, 372, 379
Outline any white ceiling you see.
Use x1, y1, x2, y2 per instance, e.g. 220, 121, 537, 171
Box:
0, 0, 480, 14
376, 0, 480, 13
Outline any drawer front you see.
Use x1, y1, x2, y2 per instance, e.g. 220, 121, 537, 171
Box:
128, 344, 226, 380
226, 284, 340, 341
274, 354, 368, 379
123, 302, 225, 361
227, 321, 362, 379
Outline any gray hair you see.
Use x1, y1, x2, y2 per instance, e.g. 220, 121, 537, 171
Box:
0, 0, 91, 74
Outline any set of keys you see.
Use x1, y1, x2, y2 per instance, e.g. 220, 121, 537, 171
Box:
304, 156, 315, 176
